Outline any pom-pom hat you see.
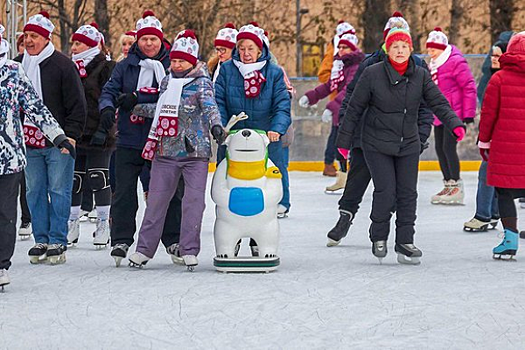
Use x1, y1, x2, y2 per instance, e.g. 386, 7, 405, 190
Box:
338, 33, 359, 51
215, 23, 238, 49
237, 23, 265, 50
24, 11, 55, 39
136, 10, 163, 40
383, 11, 410, 40
336, 20, 355, 37
170, 32, 199, 66
426, 27, 448, 50
72, 22, 102, 48
385, 27, 413, 51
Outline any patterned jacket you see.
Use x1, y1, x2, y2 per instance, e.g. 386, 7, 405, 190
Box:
0, 60, 65, 175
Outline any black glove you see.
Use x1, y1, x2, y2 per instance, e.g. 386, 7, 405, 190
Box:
90, 130, 107, 146
211, 125, 227, 145
463, 118, 475, 125
116, 92, 138, 112
99, 107, 116, 133
420, 141, 430, 155
58, 139, 76, 159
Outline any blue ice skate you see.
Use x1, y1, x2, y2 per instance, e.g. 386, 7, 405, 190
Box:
493, 229, 519, 260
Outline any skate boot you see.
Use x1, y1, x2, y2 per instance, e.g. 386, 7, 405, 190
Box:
441, 180, 464, 205
430, 180, 451, 204
18, 222, 32, 241
372, 240, 388, 264
493, 229, 518, 260
0, 269, 9, 292
47, 244, 67, 265
166, 243, 183, 265
88, 209, 97, 223
325, 171, 347, 194
67, 219, 80, 246
183, 255, 198, 272
128, 252, 150, 268
93, 219, 110, 249
323, 163, 337, 177
490, 216, 500, 230
79, 209, 89, 222
395, 243, 422, 265
111, 244, 129, 267
327, 210, 354, 247
277, 204, 289, 219
28, 243, 48, 264
463, 217, 491, 232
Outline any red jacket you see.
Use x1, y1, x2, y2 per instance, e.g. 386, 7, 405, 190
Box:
479, 34, 525, 188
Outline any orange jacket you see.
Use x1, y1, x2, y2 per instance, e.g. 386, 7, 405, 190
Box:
317, 42, 337, 100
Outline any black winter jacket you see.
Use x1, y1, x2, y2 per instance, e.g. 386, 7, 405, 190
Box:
337, 56, 464, 156
339, 48, 433, 149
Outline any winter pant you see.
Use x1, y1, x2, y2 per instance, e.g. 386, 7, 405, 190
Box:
0, 172, 22, 270
139, 165, 150, 193
110, 147, 182, 247
324, 125, 347, 171
338, 147, 372, 215
72, 148, 112, 208
109, 151, 116, 193
218, 140, 291, 210
495, 188, 525, 232
26, 147, 74, 246
364, 150, 419, 244
19, 171, 31, 224
136, 157, 208, 257
80, 176, 94, 212
475, 160, 499, 221
434, 125, 460, 181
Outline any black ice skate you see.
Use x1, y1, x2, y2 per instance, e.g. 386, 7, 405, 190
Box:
395, 243, 422, 265
327, 210, 353, 247
18, 222, 32, 241
166, 243, 183, 265
28, 243, 48, 264
46, 244, 67, 265
111, 244, 129, 267
372, 240, 388, 264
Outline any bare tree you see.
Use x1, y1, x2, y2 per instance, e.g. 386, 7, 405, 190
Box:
397, 0, 421, 51
361, 0, 391, 52
94, 0, 110, 47
489, 0, 515, 43
449, 0, 464, 44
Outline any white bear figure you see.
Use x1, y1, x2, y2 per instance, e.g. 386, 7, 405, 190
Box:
211, 129, 283, 260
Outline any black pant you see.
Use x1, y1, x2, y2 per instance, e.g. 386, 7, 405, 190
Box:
73, 148, 112, 208
19, 171, 31, 224
496, 188, 525, 220
110, 147, 182, 247
0, 172, 22, 270
325, 125, 347, 171
338, 147, 372, 214
434, 125, 460, 181
364, 150, 419, 244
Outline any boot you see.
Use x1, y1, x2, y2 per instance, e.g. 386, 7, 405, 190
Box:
493, 229, 519, 260
325, 171, 347, 193
326, 210, 353, 246
323, 163, 337, 177
431, 180, 451, 204
67, 219, 80, 246
441, 179, 464, 205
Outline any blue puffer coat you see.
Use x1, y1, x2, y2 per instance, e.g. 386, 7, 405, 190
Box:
214, 47, 291, 135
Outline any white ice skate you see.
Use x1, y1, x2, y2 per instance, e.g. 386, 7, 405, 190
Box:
18, 222, 32, 241
79, 209, 89, 222
463, 218, 491, 232
166, 244, 183, 265
440, 180, 464, 205
0, 269, 9, 292
324, 171, 347, 195
128, 252, 150, 268
430, 180, 451, 204
183, 255, 198, 272
93, 219, 110, 249
67, 219, 80, 246
277, 204, 289, 219
87, 209, 98, 223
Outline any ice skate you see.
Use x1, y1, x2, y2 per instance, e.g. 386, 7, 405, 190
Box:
183, 255, 198, 272
128, 252, 150, 268
67, 219, 80, 246
440, 180, 464, 205
28, 243, 48, 264
490, 217, 499, 230
372, 240, 388, 264
46, 244, 67, 265
493, 229, 518, 260
430, 180, 451, 204
166, 243, 183, 265
395, 243, 422, 265
79, 209, 89, 222
88, 209, 97, 223
326, 210, 353, 246
463, 217, 491, 232
92, 219, 110, 249
111, 244, 129, 267
18, 222, 32, 241
325, 171, 347, 194
277, 204, 289, 219
323, 163, 337, 177
0, 269, 10, 292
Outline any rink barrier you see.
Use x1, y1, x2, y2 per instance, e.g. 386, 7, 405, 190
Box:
208, 160, 482, 172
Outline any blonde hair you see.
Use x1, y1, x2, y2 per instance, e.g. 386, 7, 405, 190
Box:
119, 33, 135, 46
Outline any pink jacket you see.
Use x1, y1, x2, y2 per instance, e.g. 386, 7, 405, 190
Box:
433, 45, 477, 126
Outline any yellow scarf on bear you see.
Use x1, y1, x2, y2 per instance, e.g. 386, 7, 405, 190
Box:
227, 159, 282, 180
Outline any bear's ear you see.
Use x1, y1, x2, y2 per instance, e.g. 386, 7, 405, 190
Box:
261, 133, 270, 147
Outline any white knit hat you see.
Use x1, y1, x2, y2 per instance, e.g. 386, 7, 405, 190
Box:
24, 11, 55, 39
72, 22, 102, 48
215, 23, 238, 49
170, 31, 199, 66
338, 33, 359, 51
0, 24, 9, 55
136, 10, 163, 40
426, 27, 448, 50
237, 23, 265, 50
336, 21, 355, 37
383, 11, 410, 40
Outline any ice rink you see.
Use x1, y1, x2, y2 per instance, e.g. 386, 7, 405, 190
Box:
2, 171, 525, 349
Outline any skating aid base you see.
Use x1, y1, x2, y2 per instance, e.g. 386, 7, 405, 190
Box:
214, 257, 280, 273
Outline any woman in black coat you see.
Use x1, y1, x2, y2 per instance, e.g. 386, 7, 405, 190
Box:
337, 28, 465, 265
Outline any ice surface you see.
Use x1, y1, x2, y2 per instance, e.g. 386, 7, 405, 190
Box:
2, 171, 525, 349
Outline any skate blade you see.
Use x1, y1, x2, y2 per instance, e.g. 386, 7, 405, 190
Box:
113, 257, 123, 267
0, 284, 8, 292
186, 266, 196, 272
396, 253, 421, 265
489, 223, 498, 230
19, 234, 32, 241
377, 257, 384, 265
277, 213, 289, 219
48, 254, 66, 265
29, 255, 47, 264
128, 262, 145, 269
463, 225, 488, 232
94, 244, 109, 250
493, 252, 517, 261
324, 189, 344, 195
326, 238, 341, 247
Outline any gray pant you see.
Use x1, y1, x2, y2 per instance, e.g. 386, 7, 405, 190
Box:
136, 157, 208, 258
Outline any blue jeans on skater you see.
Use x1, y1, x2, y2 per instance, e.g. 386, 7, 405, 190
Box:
324, 125, 338, 164
475, 160, 499, 221
25, 147, 74, 246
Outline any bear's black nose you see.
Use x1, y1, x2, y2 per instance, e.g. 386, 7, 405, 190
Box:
242, 130, 251, 138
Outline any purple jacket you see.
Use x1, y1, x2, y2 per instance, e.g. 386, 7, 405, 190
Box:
433, 45, 477, 126
305, 50, 364, 125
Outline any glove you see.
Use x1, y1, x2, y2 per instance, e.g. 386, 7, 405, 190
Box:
298, 95, 310, 108
211, 125, 227, 145
58, 139, 76, 159
99, 107, 116, 133
337, 148, 349, 160
478, 141, 490, 162
321, 109, 333, 124
116, 92, 138, 112
453, 126, 466, 141
463, 118, 474, 124
420, 141, 429, 155
90, 130, 107, 146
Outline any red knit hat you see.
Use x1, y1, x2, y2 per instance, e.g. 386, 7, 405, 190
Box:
72, 22, 102, 48
136, 10, 163, 40
385, 27, 413, 51
169, 34, 199, 66
426, 27, 448, 50
383, 11, 410, 40
24, 11, 55, 39
237, 23, 265, 50
338, 33, 359, 51
214, 23, 238, 49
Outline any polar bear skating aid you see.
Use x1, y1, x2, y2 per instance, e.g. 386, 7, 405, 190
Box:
211, 129, 283, 273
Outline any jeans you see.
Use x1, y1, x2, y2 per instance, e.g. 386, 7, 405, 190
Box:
25, 147, 74, 246
475, 160, 499, 221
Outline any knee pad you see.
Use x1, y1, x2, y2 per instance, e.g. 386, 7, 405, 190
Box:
88, 168, 110, 192
73, 172, 85, 194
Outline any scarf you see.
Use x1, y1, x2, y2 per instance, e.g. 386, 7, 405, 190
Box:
72, 47, 101, 78
213, 61, 221, 83
388, 57, 409, 76
429, 45, 452, 85
142, 76, 194, 160
21, 42, 55, 148
333, 35, 340, 57
137, 58, 166, 90
329, 58, 345, 92
233, 59, 267, 98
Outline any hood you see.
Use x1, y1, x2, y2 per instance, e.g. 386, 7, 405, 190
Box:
501, 33, 525, 73
335, 50, 365, 67
497, 31, 515, 45
448, 45, 463, 59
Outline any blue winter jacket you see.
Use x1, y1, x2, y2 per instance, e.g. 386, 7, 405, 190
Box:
214, 47, 291, 135
99, 43, 170, 149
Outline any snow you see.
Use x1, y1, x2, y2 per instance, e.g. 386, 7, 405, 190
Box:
2, 171, 525, 349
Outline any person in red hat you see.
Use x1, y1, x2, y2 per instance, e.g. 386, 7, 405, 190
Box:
208, 23, 238, 83
117, 31, 136, 62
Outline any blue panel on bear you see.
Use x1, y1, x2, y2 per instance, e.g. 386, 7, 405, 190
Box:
229, 187, 265, 216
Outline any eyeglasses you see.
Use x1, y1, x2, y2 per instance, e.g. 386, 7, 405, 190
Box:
215, 47, 227, 54
337, 45, 350, 50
